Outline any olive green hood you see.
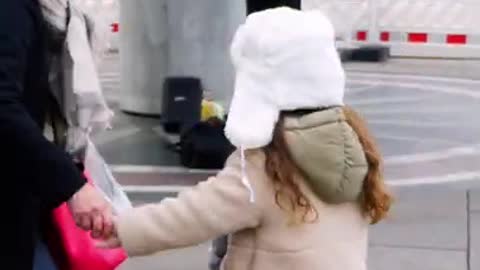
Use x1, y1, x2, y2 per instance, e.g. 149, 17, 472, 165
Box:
283, 107, 368, 204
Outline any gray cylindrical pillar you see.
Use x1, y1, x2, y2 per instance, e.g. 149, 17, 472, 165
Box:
119, 0, 169, 115
167, 0, 246, 108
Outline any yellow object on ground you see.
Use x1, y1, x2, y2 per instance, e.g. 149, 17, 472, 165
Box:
201, 100, 225, 121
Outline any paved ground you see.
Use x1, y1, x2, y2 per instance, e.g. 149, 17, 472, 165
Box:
95, 53, 480, 270
345, 59, 480, 81
97, 54, 480, 189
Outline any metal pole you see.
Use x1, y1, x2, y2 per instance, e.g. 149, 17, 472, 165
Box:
368, 0, 379, 43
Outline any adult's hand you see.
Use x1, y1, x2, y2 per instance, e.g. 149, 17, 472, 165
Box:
68, 183, 113, 238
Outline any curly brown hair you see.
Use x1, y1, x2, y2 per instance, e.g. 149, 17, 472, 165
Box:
264, 106, 392, 225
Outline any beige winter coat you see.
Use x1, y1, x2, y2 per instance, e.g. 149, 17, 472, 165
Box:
117, 108, 370, 270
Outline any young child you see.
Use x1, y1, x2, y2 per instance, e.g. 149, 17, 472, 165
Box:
100, 7, 392, 270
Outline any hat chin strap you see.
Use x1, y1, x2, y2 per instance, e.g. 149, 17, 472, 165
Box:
240, 145, 255, 203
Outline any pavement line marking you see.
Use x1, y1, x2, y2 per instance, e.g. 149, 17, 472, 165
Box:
369, 243, 466, 252
121, 171, 480, 192
100, 72, 119, 78
385, 144, 480, 165
101, 81, 120, 86
368, 119, 462, 128
388, 171, 480, 187
100, 84, 120, 88
360, 106, 470, 115
348, 79, 480, 99
93, 127, 142, 146
347, 96, 426, 106
375, 133, 460, 145
347, 71, 480, 86
100, 77, 120, 82
100, 78, 120, 83
123, 185, 188, 193
346, 83, 381, 94
111, 165, 218, 174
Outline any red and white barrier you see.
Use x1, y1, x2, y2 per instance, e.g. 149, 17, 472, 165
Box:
111, 23, 120, 33
353, 30, 480, 58
304, 0, 480, 59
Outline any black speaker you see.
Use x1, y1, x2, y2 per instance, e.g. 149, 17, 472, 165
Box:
161, 77, 203, 134
247, 0, 301, 14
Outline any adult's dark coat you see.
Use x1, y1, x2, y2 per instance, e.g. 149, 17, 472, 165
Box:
0, 0, 86, 268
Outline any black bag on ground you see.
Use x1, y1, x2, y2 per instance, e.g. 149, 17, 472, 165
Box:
161, 77, 203, 133
349, 45, 390, 62
179, 118, 235, 169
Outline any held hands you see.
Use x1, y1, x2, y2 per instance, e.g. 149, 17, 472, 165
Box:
68, 183, 123, 248
68, 183, 115, 239
93, 216, 123, 249
96, 228, 122, 249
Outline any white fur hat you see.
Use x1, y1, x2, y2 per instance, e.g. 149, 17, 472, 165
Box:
225, 7, 345, 150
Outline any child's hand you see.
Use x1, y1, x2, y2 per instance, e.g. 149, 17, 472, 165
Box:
94, 217, 123, 249
96, 235, 122, 249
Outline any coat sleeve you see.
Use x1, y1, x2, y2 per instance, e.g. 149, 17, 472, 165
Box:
0, 0, 86, 208
117, 152, 263, 257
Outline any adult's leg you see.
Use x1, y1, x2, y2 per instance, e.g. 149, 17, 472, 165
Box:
33, 232, 58, 270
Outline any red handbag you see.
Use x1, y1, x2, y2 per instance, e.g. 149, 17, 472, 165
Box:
46, 173, 127, 270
